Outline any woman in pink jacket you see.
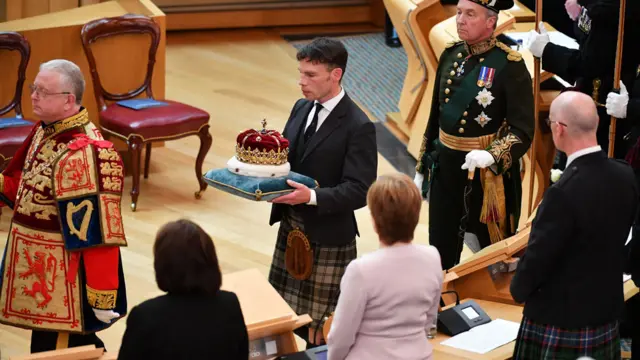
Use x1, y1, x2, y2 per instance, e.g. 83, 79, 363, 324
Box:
327, 173, 443, 360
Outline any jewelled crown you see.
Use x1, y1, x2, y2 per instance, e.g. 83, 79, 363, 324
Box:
235, 119, 289, 166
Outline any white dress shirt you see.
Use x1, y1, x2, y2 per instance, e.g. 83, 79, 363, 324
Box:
565, 145, 602, 168
305, 87, 345, 206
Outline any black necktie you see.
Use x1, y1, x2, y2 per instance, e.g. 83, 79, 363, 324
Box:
304, 103, 323, 144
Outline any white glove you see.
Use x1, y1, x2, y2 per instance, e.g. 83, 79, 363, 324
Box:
93, 309, 120, 323
413, 173, 424, 191
565, 0, 582, 21
525, 22, 550, 58
461, 150, 495, 172
606, 81, 629, 119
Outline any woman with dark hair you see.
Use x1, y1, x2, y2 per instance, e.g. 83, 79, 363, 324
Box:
118, 219, 249, 360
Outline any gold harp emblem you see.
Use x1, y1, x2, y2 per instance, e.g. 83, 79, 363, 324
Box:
66, 200, 94, 241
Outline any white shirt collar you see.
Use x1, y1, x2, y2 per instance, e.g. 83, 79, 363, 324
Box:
315, 86, 345, 113
565, 145, 602, 168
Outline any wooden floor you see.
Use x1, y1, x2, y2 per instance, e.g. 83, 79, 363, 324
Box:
0, 28, 472, 358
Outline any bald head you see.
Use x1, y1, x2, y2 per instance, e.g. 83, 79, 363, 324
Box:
550, 91, 599, 135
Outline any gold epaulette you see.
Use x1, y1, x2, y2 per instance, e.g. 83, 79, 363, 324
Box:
496, 41, 522, 62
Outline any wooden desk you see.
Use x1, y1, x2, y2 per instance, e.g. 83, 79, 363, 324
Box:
222, 268, 311, 356
431, 299, 523, 360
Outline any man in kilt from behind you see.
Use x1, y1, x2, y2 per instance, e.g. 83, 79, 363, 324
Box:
268, 37, 378, 348
510, 91, 638, 359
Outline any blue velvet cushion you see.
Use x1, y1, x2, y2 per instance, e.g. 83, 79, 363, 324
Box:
203, 168, 319, 201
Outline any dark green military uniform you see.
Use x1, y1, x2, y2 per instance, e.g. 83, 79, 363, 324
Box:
541, 0, 640, 162
416, 36, 534, 270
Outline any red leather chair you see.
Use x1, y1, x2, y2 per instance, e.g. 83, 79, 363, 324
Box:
80, 15, 212, 211
0, 32, 36, 171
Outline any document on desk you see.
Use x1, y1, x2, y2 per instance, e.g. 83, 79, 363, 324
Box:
440, 319, 521, 354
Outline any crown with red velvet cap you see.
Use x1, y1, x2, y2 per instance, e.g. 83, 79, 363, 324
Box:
235, 119, 289, 166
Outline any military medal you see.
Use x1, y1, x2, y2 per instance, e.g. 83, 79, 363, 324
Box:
476, 88, 495, 108
477, 66, 495, 88
475, 111, 492, 128
457, 61, 466, 77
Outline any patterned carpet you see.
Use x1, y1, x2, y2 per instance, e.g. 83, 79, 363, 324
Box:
288, 32, 407, 124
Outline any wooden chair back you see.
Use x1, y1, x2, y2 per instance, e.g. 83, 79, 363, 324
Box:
0, 31, 30, 118
80, 14, 161, 111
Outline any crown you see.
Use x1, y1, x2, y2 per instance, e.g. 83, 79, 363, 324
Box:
235, 119, 289, 166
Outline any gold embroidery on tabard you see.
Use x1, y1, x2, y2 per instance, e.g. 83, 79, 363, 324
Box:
102, 177, 122, 192
100, 162, 124, 177
17, 190, 57, 220
86, 286, 117, 310
98, 148, 119, 161
66, 200, 94, 242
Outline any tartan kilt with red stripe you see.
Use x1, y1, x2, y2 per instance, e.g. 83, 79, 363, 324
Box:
268, 207, 356, 329
513, 316, 621, 360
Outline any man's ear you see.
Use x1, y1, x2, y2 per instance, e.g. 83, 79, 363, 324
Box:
331, 67, 343, 83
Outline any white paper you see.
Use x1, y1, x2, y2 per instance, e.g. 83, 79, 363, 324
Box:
548, 31, 580, 50
509, 3, 521, 11
440, 318, 520, 354
265, 340, 278, 355
624, 274, 632, 282
503, 31, 579, 51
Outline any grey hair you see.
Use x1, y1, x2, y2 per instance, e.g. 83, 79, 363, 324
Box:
486, 8, 499, 29
39, 59, 85, 105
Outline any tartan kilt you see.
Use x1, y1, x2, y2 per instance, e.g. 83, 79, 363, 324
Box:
513, 316, 621, 360
268, 207, 356, 328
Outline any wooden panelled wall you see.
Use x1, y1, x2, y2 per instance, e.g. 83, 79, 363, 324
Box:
2, 0, 108, 21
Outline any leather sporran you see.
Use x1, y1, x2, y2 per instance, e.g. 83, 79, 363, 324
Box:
285, 228, 313, 280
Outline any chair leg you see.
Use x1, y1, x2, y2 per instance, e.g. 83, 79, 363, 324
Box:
195, 125, 213, 199
144, 143, 152, 179
127, 136, 144, 212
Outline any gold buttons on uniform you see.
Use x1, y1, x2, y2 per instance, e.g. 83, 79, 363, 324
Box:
458, 128, 465, 134
450, 70, 456, 76
445, 88, 450, 94
457, 53, 463, 58
447, 79, 452, 85
445, 98, 450, 103
463, 111, 468, 116
453, 62, 459, 68
480, 58, 485, 62
460, 120, 467, 125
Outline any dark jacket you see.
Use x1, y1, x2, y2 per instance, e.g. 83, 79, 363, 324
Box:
511, 151, 638, 328
269, 93, 378, 246
117, 291, 248, 360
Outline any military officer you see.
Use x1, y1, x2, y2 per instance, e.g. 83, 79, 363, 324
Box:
413, 0, 534, 270
526, 0, 640, 163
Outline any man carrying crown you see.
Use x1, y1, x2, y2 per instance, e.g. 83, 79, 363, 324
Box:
413, 0, 535, 270
0, 59, 127, 353
268, 37, 378, 348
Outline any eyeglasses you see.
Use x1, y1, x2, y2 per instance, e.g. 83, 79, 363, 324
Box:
545, 118, 568, 128
29, 84, 71, 98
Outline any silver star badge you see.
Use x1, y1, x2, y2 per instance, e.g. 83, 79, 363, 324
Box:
475, 88, 494, 108
475, 112, 492, 128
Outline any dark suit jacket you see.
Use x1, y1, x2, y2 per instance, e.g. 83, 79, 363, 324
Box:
117, 291, 248, 360
269, 93, 378, 246
510, 151, 638, 328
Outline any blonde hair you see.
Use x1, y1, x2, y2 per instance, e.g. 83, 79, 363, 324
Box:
367, 172, 422, 245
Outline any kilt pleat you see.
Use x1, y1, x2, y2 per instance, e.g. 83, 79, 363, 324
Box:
513, 316, 621, 360
268, 208, 356, 328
